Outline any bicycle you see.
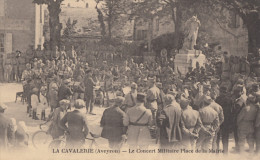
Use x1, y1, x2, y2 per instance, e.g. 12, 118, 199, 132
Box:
48, 132, 101, 149
32, 122, 53, 149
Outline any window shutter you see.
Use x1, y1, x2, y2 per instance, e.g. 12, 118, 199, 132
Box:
5, 33, 12, 54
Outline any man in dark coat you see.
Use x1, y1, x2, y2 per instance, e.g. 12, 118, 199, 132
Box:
100, 96, 127, 149
157, 94, 182, 149
58, 79, 73, 102
84, 69, 96, 115
231, 85, 246, 152
60, 99, 89, 148
215, 86, 233, 154
0, 104, 15, 150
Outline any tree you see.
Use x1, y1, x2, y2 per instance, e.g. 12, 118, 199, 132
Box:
131, 0, 214, 49
132, 0, 260, 54
95, 0, 130, 41
33, 0, 64, 51
62, 18, 77, 39
210, 0, 260, 55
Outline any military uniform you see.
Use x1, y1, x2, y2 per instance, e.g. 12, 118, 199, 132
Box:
232, 95, 246, 151
210, 101, 224, 150
215, 92, 233, 154
240, 58, 250, 77
181, 106, 202, 149
124, 103, 153, 148
4, 54, 12, 82
18, 55, 26, 81
196, 102, 219, 150
11, 53, 19, 82
123, 90, 137, 110
237, 100, 258, 153
146, 84, 160, 120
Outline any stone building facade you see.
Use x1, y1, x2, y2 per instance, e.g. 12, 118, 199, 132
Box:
0, 0, 45, 55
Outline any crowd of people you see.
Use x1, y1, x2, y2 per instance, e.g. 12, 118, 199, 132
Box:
1, 45, 260, 156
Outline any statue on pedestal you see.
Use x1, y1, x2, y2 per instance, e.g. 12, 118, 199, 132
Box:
182, 16, 201, 51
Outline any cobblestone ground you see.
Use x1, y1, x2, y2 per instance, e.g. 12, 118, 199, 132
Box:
0, 83, 259, 160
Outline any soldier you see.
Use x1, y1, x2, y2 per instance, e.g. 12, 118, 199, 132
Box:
146, 77, 160, 123
157, 94, 182, 149
231, 85, 246, 152
21, 64, 32, 82
25, 45, 35, 65
215, 86, 233, 154
180, 94, 202, 150
240, 56, 250, 77
18, 52, 26, 82
123, 82, 137, 112
44, 44, 52, 62
60, 46, 67, 60
11, 52, 19, 82
4, 53, 12, 82
60, 99, 89, 148
237, 94, 258, 153
49, 76, 59, 112
35, 45, 43, 61
124, 93, 153, 149
210, 91, 224, 150
84, 69, 96, 115
101, 97, 127, 149
196, 95, 219, 150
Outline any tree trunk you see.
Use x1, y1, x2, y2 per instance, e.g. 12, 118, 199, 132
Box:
96, 4, 106, 39
48, 1, 62, 51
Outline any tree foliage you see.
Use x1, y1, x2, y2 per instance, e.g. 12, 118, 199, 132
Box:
95, 0, 131, 40
63, 18, 77, 39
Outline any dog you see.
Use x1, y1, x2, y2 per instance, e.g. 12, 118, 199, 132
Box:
15, 92, 26, 104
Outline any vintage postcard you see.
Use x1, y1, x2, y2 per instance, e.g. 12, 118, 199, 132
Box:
0, 0, 259, 160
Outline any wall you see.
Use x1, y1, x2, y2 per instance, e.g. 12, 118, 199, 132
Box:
0, 0, 43, 53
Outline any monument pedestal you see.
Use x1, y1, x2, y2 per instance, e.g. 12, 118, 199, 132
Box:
174, 49, 206, 76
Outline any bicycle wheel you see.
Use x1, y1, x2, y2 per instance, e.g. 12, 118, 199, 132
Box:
32, 130, 53, 149
48, 139, 66, 149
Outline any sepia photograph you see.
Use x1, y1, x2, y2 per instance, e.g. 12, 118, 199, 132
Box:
0, 0, 260, 160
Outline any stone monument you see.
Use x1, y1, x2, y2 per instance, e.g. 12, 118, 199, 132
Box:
174, 16, 206, 76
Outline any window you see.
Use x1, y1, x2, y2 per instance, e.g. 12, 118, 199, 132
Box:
136, 30, 148, 40
0, 34, 4, 52
229, 11, 240, 28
